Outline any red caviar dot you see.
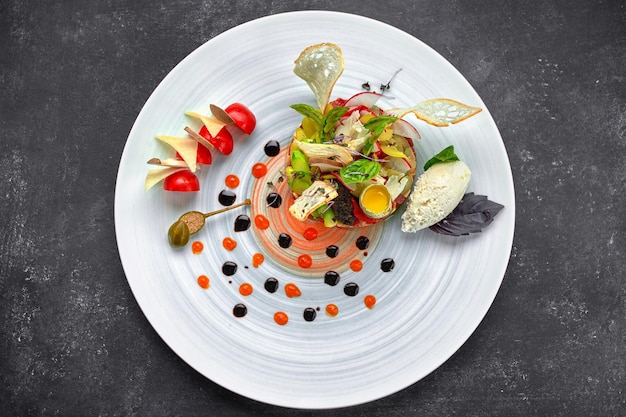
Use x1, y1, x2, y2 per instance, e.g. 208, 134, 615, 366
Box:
325, 304, 339, 317
251, 163, 267, 178
284, 283, 301, 298
252, 253, 264, 268
254, 214, 270, 230
364, 294, 376, 309
298, 254, 312, 268
191, 241, 204, 254
222, 237, 237, 251
197, 275, 210, 289
225, 174, 240, 188
274, 311, 289, 325
239, 283, 253, 296
350, 259, 363, 272
303, 227, 318, 241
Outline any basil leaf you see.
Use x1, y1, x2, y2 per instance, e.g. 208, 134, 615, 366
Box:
322, 106, 349, 141
423, 145, 459, 171
363, 115, 398, 134
361, 115, 398, 155
290, 104, 323, 127
339, 159, 381, 183
429, 193, 504, 236
362, 138, 376, 156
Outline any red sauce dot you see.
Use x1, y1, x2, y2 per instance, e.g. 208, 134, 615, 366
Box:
197, 275, 210, 289
298, 254, 313, 268
325, 304, 339, 317
274, 311, 289, 325
225, 174, 240, 188
252, 253, 264, 268
191, 241, 204, 254
254, 214, 270, 230
251, 162, 268, 178
350, 259, 363, 272
284, 283, 301, 298
303, 227, 318, 241
239, 283, 253, 296
364, 294, 376, 309
222, 237, 237, 251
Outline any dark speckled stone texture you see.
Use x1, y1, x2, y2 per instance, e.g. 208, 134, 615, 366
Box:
1, 1, 624, 416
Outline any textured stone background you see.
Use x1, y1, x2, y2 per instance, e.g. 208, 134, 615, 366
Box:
1, 1, 624, 416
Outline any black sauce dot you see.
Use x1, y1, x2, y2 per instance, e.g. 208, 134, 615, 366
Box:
326, 245, 339, 258
222, 261, 237, 276
356, 236, 370, 250
218, 189, 236, 206
381, 258, 395, 272
278, 233, 292, 248
264, 277, 279, 293
324, 271, 340, 286
303, 308, 317, 322
233, 303, 247, 318
234, 214, 251, 232
344, 282, 359, 296
264, 140, 280, 157
266, 192, 282, 208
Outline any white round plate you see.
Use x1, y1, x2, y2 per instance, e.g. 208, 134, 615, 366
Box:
115, 11, 514, 409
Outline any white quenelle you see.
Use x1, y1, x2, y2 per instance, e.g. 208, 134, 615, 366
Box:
401, 161, 471, 232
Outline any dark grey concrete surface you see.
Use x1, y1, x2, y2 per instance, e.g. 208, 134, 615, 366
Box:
1, 0, 624, 415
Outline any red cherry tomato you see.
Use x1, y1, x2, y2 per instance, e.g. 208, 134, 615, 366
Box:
163, 170, 199, 192
199, 125, 233, 155
224, 103, 256, 135
175, 144, 212, 165
195, 144, 212, 164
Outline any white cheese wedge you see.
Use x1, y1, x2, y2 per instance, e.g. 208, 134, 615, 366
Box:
401, 161, 471, 232
144, 167, 187, 191
185, 111, 227, 137
289, 180, 338, 221
155, 135, 198, 172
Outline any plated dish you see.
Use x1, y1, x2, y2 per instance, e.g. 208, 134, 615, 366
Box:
115, 11, 515, 409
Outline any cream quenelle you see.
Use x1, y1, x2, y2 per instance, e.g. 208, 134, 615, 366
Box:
401, 160, 471, 232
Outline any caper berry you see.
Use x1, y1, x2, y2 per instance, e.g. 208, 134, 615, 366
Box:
168, 220, 190, 247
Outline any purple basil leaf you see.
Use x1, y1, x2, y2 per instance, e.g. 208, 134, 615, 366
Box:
429, 193, 504, 236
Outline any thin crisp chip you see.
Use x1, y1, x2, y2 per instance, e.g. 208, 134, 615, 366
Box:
294, 43, 344, 111
385, 98, 482, 127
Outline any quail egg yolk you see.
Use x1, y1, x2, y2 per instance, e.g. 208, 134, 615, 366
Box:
360, 184, 392, 218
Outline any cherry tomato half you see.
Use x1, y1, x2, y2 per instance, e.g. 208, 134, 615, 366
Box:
199, 125, 234, 155
175, 143, 212, 165
163, 170, 200, 192
224, 103, 256, 135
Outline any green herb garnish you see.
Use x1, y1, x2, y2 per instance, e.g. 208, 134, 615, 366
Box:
361, 115, 398, 155
290, 104, 348, 143
290, 104, 323, 126
339, 159, 382, 184
322, 106, 348, 141
423, 145, 460, 171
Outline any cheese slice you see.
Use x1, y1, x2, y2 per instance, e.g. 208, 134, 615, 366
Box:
145, 167, 187, 190
289, 180, 338, 221
185, 111, 227, 137
155, 135, 198, 172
